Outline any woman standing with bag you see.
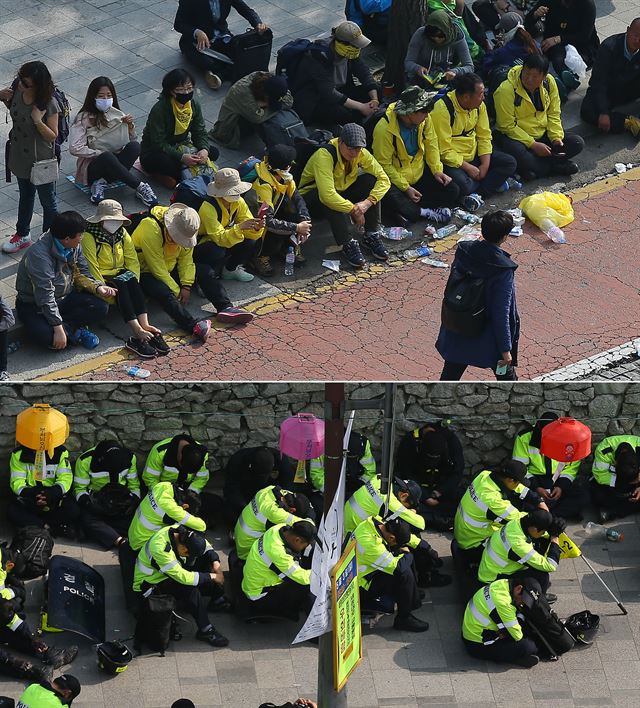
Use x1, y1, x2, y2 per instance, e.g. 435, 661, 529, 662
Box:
69, 76, 157, 207
0, 61, 59, 254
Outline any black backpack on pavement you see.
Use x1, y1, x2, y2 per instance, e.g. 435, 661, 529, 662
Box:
520, 591, 575, 659
10, 526, 54, 579
441, 265, 487, 337
134, 593, 177, 656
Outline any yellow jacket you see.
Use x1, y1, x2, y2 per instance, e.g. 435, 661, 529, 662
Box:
198, 196, 263, 249
81, 227, 140, 280
252, 160, 296, 209
494, 65, 564, 147
372, 104, 443, 192
131, 205, 195, 297
431, 90, 493, 168
299, 138, 390, 213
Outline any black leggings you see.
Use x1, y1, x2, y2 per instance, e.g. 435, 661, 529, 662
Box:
108, 276, 147, 323
87, 142, 141, 189
140, 151, 183, 182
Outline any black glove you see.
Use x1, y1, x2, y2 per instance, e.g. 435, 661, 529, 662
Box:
43, 486, 63, 506
548, 516, 567, 537
78, 495, 91, 509
419, 539, 443, 568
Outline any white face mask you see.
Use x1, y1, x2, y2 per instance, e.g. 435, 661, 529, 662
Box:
95, 97, 113, 113
225, 194, 241, 202
102, 219, 122, 234
276, 169, 293, 183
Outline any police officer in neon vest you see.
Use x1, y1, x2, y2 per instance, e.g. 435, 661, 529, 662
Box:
142, 435, 209, 493
17, 673, 81, 707
234, 486, 311, 561
454, 460, 547, 567
478, 509, 564, 598
590, 435, 640, 522
395, 421, 465, 531
241, 520, 315, 621
512, 412, 587, 520
462, 576, 542, 667
354, 516, 427, 632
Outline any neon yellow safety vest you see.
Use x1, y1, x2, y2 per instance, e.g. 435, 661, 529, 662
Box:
592, 435, 640, 487
512, 430, 579, 484
73, 445, 140, 501
17, 684, 66, 708
462, 579, 523, 644
454, 470, 530, 550
353, 517, 402, 591
142, 437, 209, 493
9, 447, 72, 497
241, 523, 311, 600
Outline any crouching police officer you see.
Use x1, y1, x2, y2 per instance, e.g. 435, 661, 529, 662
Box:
462, 577, 542, 667
354, 516, 427, 632
142, 434, 209, 493
133, 525, 228, 647
16, 674, 81, 707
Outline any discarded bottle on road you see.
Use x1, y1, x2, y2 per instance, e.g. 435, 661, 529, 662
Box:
434, 224, 458, 239
385, 226, 411, 240
421, 257, 449, 268
402, 244, 431, 259
124, 365, 151, 379
540, 218, 566, 244
284, 246, 295, 276
583, 521, 623, 542
453, 208, 481, 224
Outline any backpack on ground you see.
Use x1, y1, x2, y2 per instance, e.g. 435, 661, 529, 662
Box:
440, 265, 487, 337
228, 28, 273, 82
172, 174, 213, 212
134, 592, 176, 656
520, 592, 575, 659
10, 526, 54, 579
261, 109, 309, 148
237, 155, 262, 182
292, 135, 338, 184
275, 38, 333, 90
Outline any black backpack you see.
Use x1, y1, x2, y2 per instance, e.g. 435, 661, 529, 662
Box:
10, 526, 54, 579
441, 265, 487, 337
127, 210, 162, 235
292, 137, 338, 185
363, 106, 390, 149
134, 593, 176, 656
261, 109, 309, 148
275, 39, 332, 90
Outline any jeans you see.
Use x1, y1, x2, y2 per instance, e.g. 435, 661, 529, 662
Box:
495, 133, 584, 178
15, 292, 109, 349
444, 151, 517, 198
383, 170, 461, 221
16, 178, 58, 238
440, 360, 518, 381
87, 142, 141, 189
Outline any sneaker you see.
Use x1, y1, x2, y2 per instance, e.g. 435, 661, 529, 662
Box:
2, 233, 32, 254
462, 193, 483, 213
495, 180, 510, 193
221, 265, 254, 282
192, 318, 212, 341
196, 627, 229, 647
90, 178, 108, 205
393, 613, 429, 633
135, 181, 158, 208
551, 160, 579, 176
507, 177, 523, 190
250, 255, 273, 277
43, 645, 79, 668
514, 654, 540, 668
205, 70, 222, 90
342, 238, 366, 269
422, 207, 452, 224
561, 69, 580, 91
148, 333, 169, 355
362, 231, 389, 261
71, 327, 100, 349
0, 371, 8, 381
625, 115, 640, 138
216, 306, 254, 325
125, 336, 156, 358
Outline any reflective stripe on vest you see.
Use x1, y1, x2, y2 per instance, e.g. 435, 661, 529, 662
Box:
497, 526, 536, 566
145, 466, 162, 478
460, 508, 489, 529
239, 517, 263, 539
469, 483, 515, 523
7, 614, 23, 632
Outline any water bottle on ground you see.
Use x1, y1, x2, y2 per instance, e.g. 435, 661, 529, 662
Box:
583, 521, 623, 542
385, 226, 411, 240
124, 365, 151, 379
402, 244, 431, 259
434, 224, 458, 239
284, 246, 295, 276
540, 218, 566, 244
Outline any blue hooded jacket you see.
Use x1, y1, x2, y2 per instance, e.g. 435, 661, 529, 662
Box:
436, 239, 520, 369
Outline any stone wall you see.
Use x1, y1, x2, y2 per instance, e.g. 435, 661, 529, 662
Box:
0, 382, 639, 477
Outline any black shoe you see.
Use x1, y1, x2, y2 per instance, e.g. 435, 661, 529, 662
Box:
545, 593, 558, 604
196, 627, 229, 647
148, 333, 170, 355
342, 238, 366, 269
393, 613, 429, 633
551, 160, 579, 176
125, 336, 157, 358
514, 654, 540, 668
418, 570, 453, 588
43, 645, 78, 669
362, 230, 390, 261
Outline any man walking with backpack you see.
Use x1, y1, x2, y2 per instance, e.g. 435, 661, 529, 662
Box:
437, 210, 520, 380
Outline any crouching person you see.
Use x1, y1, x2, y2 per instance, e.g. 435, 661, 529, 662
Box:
16, 674, 81, 707
462, 577, 541, 667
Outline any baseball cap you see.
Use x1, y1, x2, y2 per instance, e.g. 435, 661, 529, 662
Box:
56, 674, 81, 700
333, 20, 371, 49
497, 459, 527, 483
267, 144, 297, 170
340, 123, 367, 148
519, 576, 542, 609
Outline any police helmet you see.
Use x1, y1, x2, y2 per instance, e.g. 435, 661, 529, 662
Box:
96, 641, 132, 674
564, 610, 600, 645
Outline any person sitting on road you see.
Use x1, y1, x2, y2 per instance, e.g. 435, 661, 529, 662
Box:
14, 211, 113, 352
142, 434, 210, 493
69, 75, 157, 207
494, 55, 584, 180
298, 123, 390, 270
430, 73, 517, 209
580, 19, 640, 139
174, 0, 269, 90
133, 525, 228, 647
82, 200, 167, 359
590, 435, 640, 522
17, 673, 82, 707
73, 440, 140, 550
140, 69, 215, 189
249, 145, 312, 277
210, 72, 292, 149
290, 21, 380, 128
372, 85, 459, 225
462, 577, 542, 667
346, 0, 392, 45
405, 11, 474, 90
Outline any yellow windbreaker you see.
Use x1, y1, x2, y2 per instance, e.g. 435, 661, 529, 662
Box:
198, 196, 263, 249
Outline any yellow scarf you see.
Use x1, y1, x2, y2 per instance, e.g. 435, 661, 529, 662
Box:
334, 40, 361, 59
171, 98, 192, 135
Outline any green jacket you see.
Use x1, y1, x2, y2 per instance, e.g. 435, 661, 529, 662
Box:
73, 445, 140, 501
462, 579, 523, 644
353, 517, 403, 591
17, 683, 67, 708
478, 515, 560, 583
140, 95, 208, 163
133, 525, 210, 592
234, 485, 305, 561
512, 429, 580, 490
241, 523, 311, 600
142, 436, 209, 493
9, 446, 72, 497
454, 470, 533, 550
128, 481, 206, 551
592, 435, 640, 487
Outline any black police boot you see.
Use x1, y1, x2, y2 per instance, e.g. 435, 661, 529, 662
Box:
393, 613, 429, 633
196, 626, 229, 648
514, 654, 540, 668
42, 645, 78, 669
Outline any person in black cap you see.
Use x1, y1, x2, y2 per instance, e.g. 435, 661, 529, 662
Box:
17, 673, 81, 706
142, 434, 209, 494
210, 72, 293, 149
396, 421, 465, 531
248, 144, 312, 277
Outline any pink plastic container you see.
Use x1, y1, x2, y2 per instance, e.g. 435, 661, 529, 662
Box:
279, 414, 325, 460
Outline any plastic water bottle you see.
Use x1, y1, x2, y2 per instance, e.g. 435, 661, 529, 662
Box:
385, 226, 411, 240
124, 365, 151, 379
284, 246, 295, 276
435, 224, 458, 239
402, 245, 431, 259
583, 521, 623, 542
540, 218, 566, 244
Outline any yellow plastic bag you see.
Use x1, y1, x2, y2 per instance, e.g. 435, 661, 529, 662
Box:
519, 192, 575, 230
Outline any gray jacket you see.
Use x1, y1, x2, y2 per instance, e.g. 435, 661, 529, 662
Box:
405, 25, 473, 79
0, 295, 14, 332
15, 232, 100, 327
